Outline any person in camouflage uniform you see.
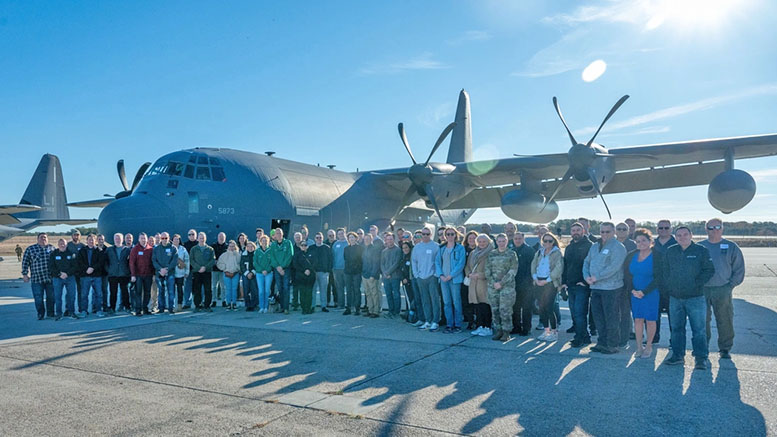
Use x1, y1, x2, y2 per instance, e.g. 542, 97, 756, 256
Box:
485, 233, 519, 342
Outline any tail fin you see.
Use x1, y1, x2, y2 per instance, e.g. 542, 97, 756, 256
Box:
16, 154, 70, 220
446, 89, 472, 164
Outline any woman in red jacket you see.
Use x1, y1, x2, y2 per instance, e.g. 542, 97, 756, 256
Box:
129, 233, 155, 316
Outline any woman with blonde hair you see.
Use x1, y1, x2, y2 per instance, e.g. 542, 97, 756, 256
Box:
465, 234, 494, 337
217, 240, 242, 310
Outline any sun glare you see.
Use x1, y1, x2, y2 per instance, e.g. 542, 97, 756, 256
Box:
645, 0, 746, 31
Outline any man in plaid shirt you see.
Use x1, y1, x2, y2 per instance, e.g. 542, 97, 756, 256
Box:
22, 232, 55, 320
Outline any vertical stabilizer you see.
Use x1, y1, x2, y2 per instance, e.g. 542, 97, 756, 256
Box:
446, 89, 472, 163
17, 154, 70, 220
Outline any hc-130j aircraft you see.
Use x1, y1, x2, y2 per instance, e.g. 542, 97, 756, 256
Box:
69, 90, 777, 240
0, 154, 95, 243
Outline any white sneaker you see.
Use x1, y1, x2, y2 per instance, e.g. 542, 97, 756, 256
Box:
548, 331, 558, 342
538, 332, 549, 341
413, 320, 424, 327
471, 326, 483, 336
419, 322, 430, 330
429, 323, 439, 332
478, 327, 492, 337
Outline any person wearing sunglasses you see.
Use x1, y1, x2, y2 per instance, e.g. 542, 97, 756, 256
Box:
662, 226, 715, 369
615, 222, 637, 345
182, 229, 199, 309
435, 228, 467, 333
531, 232, 564, 342
412, 227, 441, 332
152, 232, 178, 314
583, 222, 628, 354
699, 218, 744, 359
651, 219, 676, 344
381, 233, 404, 318
615, 223, 637, 252
485, 233, 519, 342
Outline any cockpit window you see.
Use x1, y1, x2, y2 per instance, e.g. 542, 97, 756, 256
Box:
195, 166, 211, 180
211, 166, 226, 181
148, 154, 226, 182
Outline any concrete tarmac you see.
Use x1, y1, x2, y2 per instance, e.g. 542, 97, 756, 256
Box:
0, 248, 775, 436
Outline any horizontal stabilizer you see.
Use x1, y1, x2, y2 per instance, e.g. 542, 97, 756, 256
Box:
68, 198, 114, 208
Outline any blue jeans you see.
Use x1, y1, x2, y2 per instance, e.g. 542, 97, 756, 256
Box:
417, 276, 441, 324
30, 281, 54, 318
224, 273, 240, 305
274, 270, 290, 310
257, 272, 273, 310
53, 276, 77, 316
183, 274, 193, 306
440, 280, 463, 328
80, 277, 103, 313
155, 275, 175, 311
568, 285, 591, 342
383, 276, 402, 315
670, 295, 708, 360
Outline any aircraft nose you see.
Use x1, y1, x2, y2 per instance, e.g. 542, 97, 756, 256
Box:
98, 194, 174, 237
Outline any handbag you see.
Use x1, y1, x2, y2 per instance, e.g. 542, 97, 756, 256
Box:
463, 257, 483, 287
463, 276, 471, 286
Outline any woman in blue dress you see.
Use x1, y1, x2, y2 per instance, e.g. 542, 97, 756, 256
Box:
623, 229, 664, 358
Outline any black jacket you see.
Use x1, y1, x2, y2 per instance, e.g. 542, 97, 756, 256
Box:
309, 243, 333, 272
623, 248, 664, 296
562, 237, 592, 286
662, 242, 714, 299
211, 242, 228, 272
77, 246, 107, 277
105, 245, 131, 277
512, 243, 535, 286
292, 249, 316, 286
49, 249, 78, 278
344, 244, 364, 275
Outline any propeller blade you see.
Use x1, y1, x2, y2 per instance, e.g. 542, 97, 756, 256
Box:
586, 95, 629, 147
425, 184, 446, 227
130, 162, 152, 192
594, 152, 657, 160
398, 123, 417, 165
390, 185, 418, 224
423, 122, 456, 166
117, 160, 129, 191
541, 167, 575, 213
552, 96, 578, 147
587, 167, 612, 219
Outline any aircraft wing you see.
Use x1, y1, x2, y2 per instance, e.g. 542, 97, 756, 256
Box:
30, 218, 97, 227
451, 133, 777, 188
68, 198, 114, 208
0, 224, 25, 234
0, 204, 41, 215
446, 161, 727, 209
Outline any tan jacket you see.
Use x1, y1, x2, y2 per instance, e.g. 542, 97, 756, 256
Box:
216, 250, 241, 274
465, 251, 489, 304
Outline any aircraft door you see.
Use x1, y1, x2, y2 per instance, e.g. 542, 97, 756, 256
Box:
271, 219, 290, 237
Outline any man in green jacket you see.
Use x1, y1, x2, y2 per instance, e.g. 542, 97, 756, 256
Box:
189, 232, 215, 312
269, 228, 294, 314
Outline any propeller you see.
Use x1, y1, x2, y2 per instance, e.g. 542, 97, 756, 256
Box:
391, 122, 456, 225
114, 159, 151, 199
541, 95, 654, 219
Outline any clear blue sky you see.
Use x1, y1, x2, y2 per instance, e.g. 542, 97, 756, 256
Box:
2, 0, 776, 229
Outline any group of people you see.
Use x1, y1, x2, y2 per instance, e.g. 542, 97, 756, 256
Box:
21, 217, 744, 369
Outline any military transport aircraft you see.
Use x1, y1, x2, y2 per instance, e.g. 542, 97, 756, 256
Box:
69, 90, 777, 240
0, 154, 95, 243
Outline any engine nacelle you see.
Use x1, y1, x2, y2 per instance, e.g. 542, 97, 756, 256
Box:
500, 190, 559, 224
707, 169, 756, 214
